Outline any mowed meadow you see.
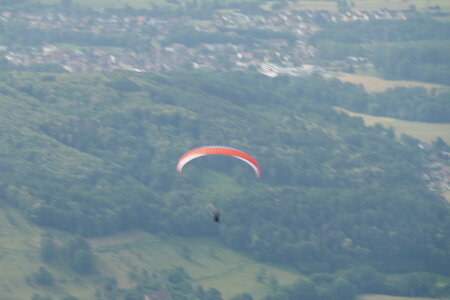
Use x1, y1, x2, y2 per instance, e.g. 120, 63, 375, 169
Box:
336, 107, 450, 144
0, 205, 102, 300
337, 73, 448, 94
335, 73, 450, 145
91, 231, 301, 299
5, 201, 447, 300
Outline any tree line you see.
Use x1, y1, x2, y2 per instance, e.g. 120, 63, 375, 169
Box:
0, 70, 449, 298
311, 17, 450, 85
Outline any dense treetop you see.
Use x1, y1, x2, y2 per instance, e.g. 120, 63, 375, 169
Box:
0, 71, 449, 284
311, 18, 450, 85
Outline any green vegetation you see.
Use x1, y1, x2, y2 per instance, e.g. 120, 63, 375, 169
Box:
92, 232, 301, 299
0, 19, 146, 49
0, 70, 449, 299
372, 40, 450, 85
288, 76, 450, 123
337, 108, 450, 144
312, 18, 450, 45
311, 18, 450, 85
337, 73, 447, 93
2, 204, 448, 300
0, 0, 449, 298
0, 205, 100, 300
0, 204, 300, 299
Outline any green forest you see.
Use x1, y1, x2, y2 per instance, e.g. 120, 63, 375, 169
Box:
311, 18, 450, 85
0, 70, 449, 299
291, 76, 450, 123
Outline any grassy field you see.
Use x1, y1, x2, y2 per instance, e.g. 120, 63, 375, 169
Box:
0, 205, 104, 300
444, 191, 450, 203
3, 205, 447, 300
0, 204, 300, 300
337, 73, 448, 93
336, 107, 450, 144
91, 231, 301, 299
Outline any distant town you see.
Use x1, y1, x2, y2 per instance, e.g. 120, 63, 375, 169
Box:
0, 8, 406, 76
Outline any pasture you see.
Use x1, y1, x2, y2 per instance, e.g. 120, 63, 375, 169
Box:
0, 206, 102, 300
444, 191, 450, 203
336, 107, 450, 144
91, 231, 301, 299
337, 73, 448, 93
0, 204, 301, 299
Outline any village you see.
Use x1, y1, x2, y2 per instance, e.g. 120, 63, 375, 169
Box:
0, 8, 406, 75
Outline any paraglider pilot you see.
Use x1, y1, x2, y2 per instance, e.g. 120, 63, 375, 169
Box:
213, 211, 221, 223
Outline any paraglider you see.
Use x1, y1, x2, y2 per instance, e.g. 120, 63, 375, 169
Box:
176, 145, 261, 223
213, 211, 221, 223
176, 145, 261, 178
206, 204, 222, 223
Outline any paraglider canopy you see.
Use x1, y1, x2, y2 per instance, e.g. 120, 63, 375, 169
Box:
177, 145, 261, 178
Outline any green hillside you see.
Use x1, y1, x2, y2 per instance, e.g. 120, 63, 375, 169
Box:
2, 206, 449, 300
0, 70, 449, 299
0, 204, 301, 300
91, 233, 301, 299
0, 205, 99, 300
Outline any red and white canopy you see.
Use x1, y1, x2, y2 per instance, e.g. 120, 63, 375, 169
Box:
177, 145, 261, 178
